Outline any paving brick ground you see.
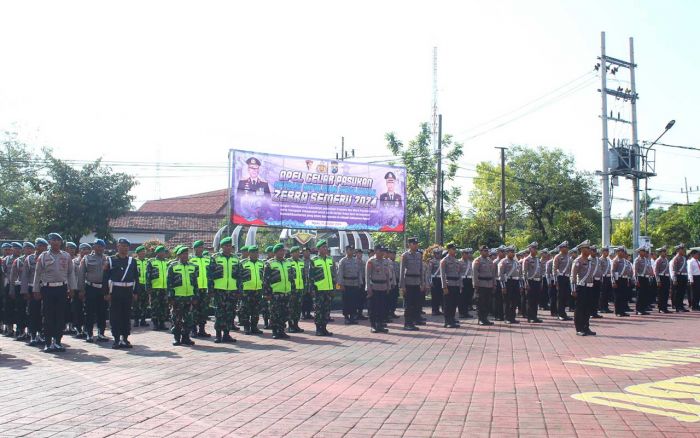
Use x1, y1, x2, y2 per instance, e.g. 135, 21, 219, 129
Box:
1, 307, 699, 437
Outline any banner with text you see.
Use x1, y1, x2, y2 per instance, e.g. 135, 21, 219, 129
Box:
230, 149, 405, 232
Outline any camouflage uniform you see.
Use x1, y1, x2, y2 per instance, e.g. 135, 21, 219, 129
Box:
167, 258, 198, 342
133, 255, 150, 325
263, 256, 295, 337
189, 250, 211, 336
147, 256, 170, 329
288, 255, 305, 331
239, 256, 264, 334
310, 254, 336, 334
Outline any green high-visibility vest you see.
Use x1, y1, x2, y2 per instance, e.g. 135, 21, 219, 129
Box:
148, 258, 169, 289
241, 259, 264, 291
312, 256, 334, 291
212, 253, 239, 291
136, 258, 148, 285
266, 259, 292, 293
290, 259, 304, 291
170, 262, 196, 297
189, 255, 211, 290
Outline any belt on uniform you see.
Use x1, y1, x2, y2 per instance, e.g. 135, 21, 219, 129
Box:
509, 277, 520, 280
528, 277, 541, 281
594, 277, 601, 281
477, 276, 493, 280
405, 274, 421, 277
621, 276, 630, 279
13, 281, 20, 285
371, 280, 387, 284
447, 276, 460, 281
112, 282, 134, 287
85, 281, 103, 288
604, 274, 611, 277
677, 273, 688, 276
46, 282, 66, 287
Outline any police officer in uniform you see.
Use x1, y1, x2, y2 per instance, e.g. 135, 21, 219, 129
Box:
498, 246, 521, 324
670, 244, 689, 312
10, 242, 32, 340
301, 246, 314, 320
21, 239, 46, 346
337, 244, 362, 324
399, 237, 424, 330
103, 238, 138, 349
365, 246, 391, 333
521, 242, 544, 323
428, 248, 443, 316
33, 233, 77, 352
598, 247, 613, 313
653, 246, 671, 313
473, 245, 496, 325
458, 248, 474, 318
237, 157, 271, 194
310, 240, 335, 336
570, 240, 596, 336
79, 239, 109, 343
633, 247, 652, 315
71, 243, 90, 338
3, 242, 21, 337
588, 245, 604, 319
379, 172, 402, 208
440, 243, 462, 328
552, 241, 573, 321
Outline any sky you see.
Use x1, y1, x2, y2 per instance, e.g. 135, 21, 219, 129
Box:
0, 0, 698, 217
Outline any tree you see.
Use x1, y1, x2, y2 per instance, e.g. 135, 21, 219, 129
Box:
0, 133, 43, 238
611, 219, 632, 249
375, 123, 463, 247
650, 205, 691, 247
36, 154, 136, 243
469, 145, 600, 245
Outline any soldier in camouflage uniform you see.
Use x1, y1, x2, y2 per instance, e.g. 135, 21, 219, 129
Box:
259, 245, 274, 328
208, 237, 239, 343
189, 240, 212, 338
132, 245, 150, 327
239, 246, 264, 335
167, 246, 198, 346
263, 243, 294, 339
147, 245, 170, 330
310, 240, 336, 336
287, 246, 305, 332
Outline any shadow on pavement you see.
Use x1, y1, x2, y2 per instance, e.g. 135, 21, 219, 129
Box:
50, 347, 110, 363
0, 353, 32, 369
126, 345, 181, 358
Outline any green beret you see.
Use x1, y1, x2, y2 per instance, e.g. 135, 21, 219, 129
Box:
176, 246, 189, 255
193, 240, 204, 249
240, 245, 248, 251
290, 246, 300, 253
202, 250, 210, 256
265, 245, 274, 253
316, 239, 327, 249
154, 245, 166, 253
248, 245, 259, 252
135, 245, 146, 253
272, 243, 285, 253
220, 237, 233, 246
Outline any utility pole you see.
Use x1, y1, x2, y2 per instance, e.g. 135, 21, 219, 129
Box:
435, 114, 443, 245
629, 36, 641, 250
496, 147, 507, 242
599, 32, 611, 246
684, 177, 690, 205
598, 32, 647, 249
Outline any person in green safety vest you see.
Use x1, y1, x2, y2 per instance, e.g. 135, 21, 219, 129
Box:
132, 245, 150, 328
167, 246, 199, 346
208, 237, 240, 343
260, 245, 274, 329
147, 245, 170, 331
239, 246, 264, 335
189, 240, 212, 338
263, 243, 296, 339
310, 239, 337, 336
287, 246, 305, 333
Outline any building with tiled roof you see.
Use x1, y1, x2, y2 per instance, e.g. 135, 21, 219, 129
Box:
106, 189, 228, 249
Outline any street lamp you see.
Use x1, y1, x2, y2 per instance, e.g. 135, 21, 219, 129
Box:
644, 120, 676, 234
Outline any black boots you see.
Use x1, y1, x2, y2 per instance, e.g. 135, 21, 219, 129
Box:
173, 334, 181, 346
197, 324, 211, 338
221, 330, 235, 343
214, 329, 223, 343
